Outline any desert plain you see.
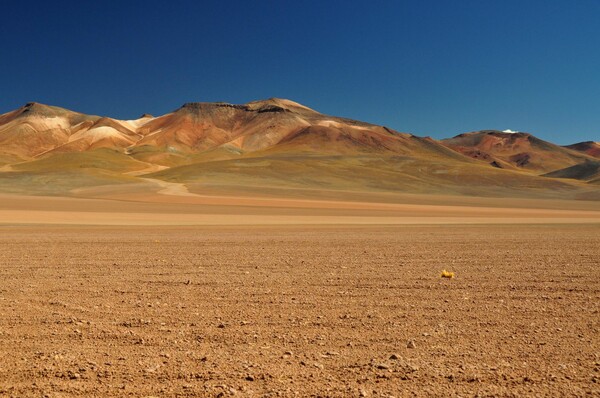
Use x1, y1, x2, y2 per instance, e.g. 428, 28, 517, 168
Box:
0, 99, 599, 396
0, 189, 599, 398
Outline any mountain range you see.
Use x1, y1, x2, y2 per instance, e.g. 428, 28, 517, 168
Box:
0, 99, 598, 200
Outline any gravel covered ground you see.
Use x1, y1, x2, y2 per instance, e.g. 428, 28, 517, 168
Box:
0, 224, 598, 397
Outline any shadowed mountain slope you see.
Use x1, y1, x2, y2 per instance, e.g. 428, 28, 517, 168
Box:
543, 160, 600, 183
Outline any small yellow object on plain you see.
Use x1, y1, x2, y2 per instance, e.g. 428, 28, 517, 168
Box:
441, 270, 455, 279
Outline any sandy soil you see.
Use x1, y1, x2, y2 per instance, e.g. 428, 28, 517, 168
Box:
1, 193, 600, 226
0, 224, 598, 397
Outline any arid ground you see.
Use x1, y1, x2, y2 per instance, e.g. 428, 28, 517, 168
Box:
0, 194, 599, 397
2, 14, 600, 398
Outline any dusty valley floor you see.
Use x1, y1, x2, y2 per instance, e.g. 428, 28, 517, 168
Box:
0, 222, 599, 397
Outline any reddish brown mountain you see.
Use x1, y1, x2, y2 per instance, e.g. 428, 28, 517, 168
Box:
440, 130, 593, 174
0, 99, 463, 163
564, 141, 600, 158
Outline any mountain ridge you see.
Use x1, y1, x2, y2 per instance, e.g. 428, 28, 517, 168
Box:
0, 99, 598, 201
2, 101, 596, 153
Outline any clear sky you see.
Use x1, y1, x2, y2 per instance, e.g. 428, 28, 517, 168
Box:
1, 0, 598, 144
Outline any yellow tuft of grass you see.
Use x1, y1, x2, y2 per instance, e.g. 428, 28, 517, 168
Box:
441, 270, 455, 279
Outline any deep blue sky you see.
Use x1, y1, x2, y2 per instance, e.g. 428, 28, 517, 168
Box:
1, 1, 598, 144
